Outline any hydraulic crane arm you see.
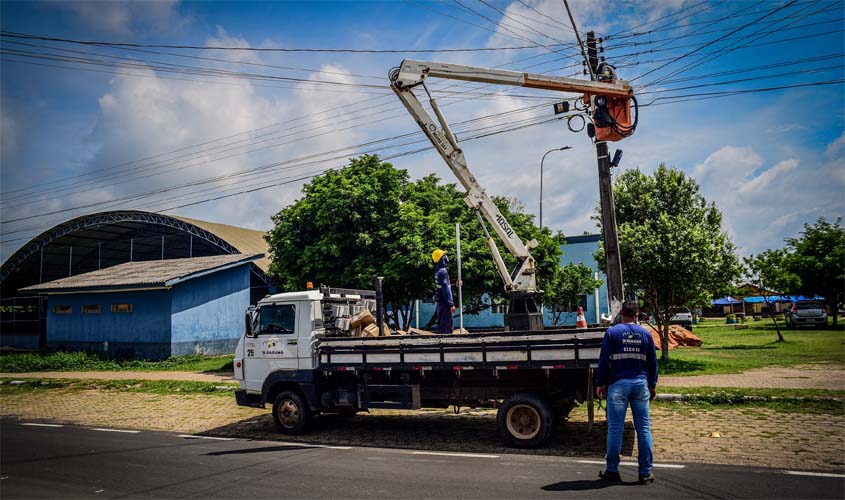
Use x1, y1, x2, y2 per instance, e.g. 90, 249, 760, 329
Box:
390, 59, 633, 294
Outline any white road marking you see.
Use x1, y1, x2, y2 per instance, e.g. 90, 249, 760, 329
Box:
576, 459, 685, 469
22, 423, 63, 428
90, 428, 140, 434
177, 435, 233, 441
783, 470, 845, 479
410, 451, 500, 459
277, 441, 352, 450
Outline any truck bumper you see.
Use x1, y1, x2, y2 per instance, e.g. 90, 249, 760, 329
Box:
235, 389, 264, 408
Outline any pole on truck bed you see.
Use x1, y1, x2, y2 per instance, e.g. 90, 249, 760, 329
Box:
374, 276, 384, 336
456, 223, 464, 334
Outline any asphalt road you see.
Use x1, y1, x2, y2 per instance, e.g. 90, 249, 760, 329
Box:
1, 418, 843, 499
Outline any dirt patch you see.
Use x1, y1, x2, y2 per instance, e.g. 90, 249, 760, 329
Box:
661, 364, 845, 390
2, 389, 842, 472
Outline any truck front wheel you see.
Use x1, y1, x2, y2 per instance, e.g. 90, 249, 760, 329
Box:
272, 391, 310, 434
496, 392, 553, 448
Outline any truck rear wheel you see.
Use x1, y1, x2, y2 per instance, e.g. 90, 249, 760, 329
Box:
272, 391, 310, 434
496, 392, 553, 448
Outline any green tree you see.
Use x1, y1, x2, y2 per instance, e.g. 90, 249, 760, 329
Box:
784, 217, 844, 326
541, 263, 603, 325
266, 155, 562, 331
744, 249, 800, 341
596, 165, 741, 360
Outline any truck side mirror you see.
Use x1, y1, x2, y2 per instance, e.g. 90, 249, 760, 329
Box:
245, 307, 256, 337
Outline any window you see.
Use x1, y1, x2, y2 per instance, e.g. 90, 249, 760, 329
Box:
83, 305, 102, 314
258, 304, 296, 334
53, 305, 72, 315
491, 302, 507, 315
111, 303, 133, 313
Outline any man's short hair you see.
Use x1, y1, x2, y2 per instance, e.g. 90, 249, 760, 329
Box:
621, 301, 639, 317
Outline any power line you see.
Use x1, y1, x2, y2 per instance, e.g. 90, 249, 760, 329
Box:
0, 30, 564, 53
643, 1, 837, 88
638, 78, 845, 106
0, 106, 569, 238
630, 0, 799, 82
2, 45, 585, 204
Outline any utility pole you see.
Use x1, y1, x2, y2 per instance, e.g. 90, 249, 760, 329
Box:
587, 31, 624, 321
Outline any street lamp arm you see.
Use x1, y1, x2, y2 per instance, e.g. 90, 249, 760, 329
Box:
540, 146, 572, 229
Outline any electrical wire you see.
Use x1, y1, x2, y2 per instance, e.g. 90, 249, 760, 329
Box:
0, 30, 567, 53
630, 0, 799, 82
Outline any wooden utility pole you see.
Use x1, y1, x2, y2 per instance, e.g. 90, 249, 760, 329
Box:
587, 31, 624, 321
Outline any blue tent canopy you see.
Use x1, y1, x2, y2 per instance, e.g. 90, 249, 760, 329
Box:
711, 296, 741, 306
743, 295, 825, 303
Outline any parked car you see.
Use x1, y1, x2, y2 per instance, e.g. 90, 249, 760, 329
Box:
786, 300, 827, 328
669, 307, 694, 330
649, 307, 693, 329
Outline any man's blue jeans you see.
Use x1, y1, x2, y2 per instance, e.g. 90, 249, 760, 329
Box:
605, 377, 653, 477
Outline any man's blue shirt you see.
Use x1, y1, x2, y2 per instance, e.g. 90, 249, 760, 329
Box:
596, 322, 658, 388
434, 261, 453, 306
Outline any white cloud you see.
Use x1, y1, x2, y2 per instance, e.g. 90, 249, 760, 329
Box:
690, 144, 844, 255
0, 113, 16, 159
47, 0, 187, 36
825, 131, 845, 158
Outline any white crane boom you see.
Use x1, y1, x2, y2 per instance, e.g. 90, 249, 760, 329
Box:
390, 59, 633, 295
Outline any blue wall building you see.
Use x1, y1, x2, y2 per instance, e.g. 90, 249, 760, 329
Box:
20, 254, 260, 359
416, 235, 609, 329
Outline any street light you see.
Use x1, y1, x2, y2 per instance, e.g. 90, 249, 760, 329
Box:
540, 146, 572, 229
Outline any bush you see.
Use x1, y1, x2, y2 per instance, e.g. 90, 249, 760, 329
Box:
0, 351, 232, 372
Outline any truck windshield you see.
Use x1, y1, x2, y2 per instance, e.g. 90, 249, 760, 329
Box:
259, 304, 296, 334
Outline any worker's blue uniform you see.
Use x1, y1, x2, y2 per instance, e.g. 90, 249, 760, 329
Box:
596, 322, 658, 478
434, 256, 454, 334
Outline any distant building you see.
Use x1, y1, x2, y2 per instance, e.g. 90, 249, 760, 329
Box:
19, 254, 261, 359
416, 234, 609, 329
1, 210, 275, 350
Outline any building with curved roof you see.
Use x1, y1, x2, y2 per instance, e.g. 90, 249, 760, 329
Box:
1, 210, 276, 350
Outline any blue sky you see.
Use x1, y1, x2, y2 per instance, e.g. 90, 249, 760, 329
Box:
1, 0, 843, 263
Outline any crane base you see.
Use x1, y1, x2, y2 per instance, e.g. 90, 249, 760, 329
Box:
505, 293, 544, 332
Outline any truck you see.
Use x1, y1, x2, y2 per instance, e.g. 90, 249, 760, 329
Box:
234, 285, 604, 448
235, 58, 636, 448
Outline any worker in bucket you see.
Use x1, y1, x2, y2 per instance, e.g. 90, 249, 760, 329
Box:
595, 301, 658, 485
432, 249, 455, 334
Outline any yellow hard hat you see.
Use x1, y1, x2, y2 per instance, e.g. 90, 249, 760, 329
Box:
431, 249, 447, 263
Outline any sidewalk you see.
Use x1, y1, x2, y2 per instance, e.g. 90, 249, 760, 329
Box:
660, 364, 845, 390
2, 364, 843, 390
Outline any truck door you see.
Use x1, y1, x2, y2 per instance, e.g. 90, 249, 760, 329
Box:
243, 302, 300, 390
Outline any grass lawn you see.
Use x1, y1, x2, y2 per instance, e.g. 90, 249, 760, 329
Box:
0, 351, 233, 373
660, 319, 845, 376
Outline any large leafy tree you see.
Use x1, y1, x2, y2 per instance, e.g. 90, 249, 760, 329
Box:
266, 155, 563, 331
744, 250, 799, 341
784, 217, 844, 326
597, 165, 741, 360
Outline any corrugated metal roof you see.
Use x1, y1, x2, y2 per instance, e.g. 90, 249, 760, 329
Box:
173, 216, 271, 272
20, 254, 262, 294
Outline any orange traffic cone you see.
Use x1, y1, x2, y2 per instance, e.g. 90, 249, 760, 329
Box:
576, 306, 588, 328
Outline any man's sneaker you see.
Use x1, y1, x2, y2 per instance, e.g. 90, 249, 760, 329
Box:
638, 473, 655, 485
599, 470, 622, 482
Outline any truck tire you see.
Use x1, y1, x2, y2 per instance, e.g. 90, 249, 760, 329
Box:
272, 390, 310, 435
497, 392, 553, 448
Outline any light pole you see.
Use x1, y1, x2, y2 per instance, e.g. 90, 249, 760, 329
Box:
540, 146, 571, 229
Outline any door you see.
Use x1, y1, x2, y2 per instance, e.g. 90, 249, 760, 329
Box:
243, 302, 300, 391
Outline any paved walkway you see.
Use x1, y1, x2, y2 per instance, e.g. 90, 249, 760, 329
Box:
2, 364, 844, 390
660, 364, 845, 390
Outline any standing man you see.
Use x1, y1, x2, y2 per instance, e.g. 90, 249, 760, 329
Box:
595, 301, 658, 485
432, 249, 455, 334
